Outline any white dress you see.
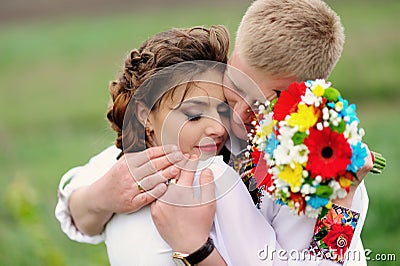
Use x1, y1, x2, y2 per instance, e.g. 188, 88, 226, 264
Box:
55, 145, 368, 265
102, 156, 238, 266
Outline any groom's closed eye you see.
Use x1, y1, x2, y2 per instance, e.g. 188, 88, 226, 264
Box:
273, 89, 281, 98
217, 104, 231, 118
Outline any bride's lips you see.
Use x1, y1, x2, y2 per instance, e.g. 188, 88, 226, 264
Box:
195, 143, 221, 153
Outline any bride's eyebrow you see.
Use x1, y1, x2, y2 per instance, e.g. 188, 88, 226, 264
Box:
173, 99, 209, 110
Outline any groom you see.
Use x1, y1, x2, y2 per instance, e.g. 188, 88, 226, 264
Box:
56, 0, 372, 264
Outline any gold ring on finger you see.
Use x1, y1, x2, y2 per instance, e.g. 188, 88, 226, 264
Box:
137, 180, 145, 193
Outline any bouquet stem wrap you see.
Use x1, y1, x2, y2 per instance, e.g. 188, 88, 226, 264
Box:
370, 151, 386, 174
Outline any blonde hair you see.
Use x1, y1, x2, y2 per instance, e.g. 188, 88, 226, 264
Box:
235, 0, 344, 80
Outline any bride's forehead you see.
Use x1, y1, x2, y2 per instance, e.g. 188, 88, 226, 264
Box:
172, 81, 225, 100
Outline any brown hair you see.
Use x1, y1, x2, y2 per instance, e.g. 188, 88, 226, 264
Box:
106, 26, 229, 154
235, 0, 344, 80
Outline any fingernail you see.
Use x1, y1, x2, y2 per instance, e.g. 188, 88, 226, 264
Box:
170, 166, 179, 175
203, 168, 213, 176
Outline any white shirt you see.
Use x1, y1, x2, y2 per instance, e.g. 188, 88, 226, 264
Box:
55, 145, 368, 265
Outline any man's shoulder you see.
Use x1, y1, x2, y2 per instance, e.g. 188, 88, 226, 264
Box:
88, 145, 121, 163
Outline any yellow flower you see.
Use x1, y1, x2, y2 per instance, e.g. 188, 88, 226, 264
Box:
260, 122, 273, 136
279, 163, 303, 192
287, 104, 318, 132
325, 201, 332, 209
312, 84, 325, 96
339, 176, 352, 188
335, 101, 343, 112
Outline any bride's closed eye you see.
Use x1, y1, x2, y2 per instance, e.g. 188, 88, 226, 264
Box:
183, 111, 203, 121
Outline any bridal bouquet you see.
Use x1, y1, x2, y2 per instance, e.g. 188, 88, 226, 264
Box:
248, 79, 385, 218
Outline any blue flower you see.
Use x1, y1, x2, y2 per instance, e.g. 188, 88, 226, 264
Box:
347, 142, 368, 172
305, 80, 313, 87
264, 132, 279, 157
338, 96, 359, 124
276, 198, 285, 206
307, 195, 329, 209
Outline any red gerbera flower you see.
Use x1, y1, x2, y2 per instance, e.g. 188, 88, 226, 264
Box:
304, 127, 352, 180
273, 82, 307, 121
324, 224, 354, 255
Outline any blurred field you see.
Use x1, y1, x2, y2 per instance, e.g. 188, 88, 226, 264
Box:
0, 0, 399, 265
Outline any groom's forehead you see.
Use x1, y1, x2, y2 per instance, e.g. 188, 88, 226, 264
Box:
224, 66, 265, 101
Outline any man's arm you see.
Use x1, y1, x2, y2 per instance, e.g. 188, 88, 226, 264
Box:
152, 156, 371, 265
55, 145, 184, 240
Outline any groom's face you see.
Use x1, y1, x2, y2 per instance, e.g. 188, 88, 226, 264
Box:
224, 49, 297, 140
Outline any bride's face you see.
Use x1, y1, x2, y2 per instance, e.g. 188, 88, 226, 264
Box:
148, 76, 230, 160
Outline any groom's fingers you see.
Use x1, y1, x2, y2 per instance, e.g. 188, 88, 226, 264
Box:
126, 149, 184, 181
125, 145, 177, 166
128, 183, 167, 212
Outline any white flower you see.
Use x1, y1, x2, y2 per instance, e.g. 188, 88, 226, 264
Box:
336, 188, 347, 199
270, 166, 282, 177
322, 107, 329, 120
344, 121, 363, 145
301, 184, 312, 195
278, 124, 297, 140
273, 144, 292, 165
292, 144, 309, 164
309, 79, 331, 89
301, 89, 321, 106
328, 180, 341, 199
329, 109, 341, 127
312, 175, 322, 186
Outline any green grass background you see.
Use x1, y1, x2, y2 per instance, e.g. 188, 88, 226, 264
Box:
0, 0, 399, 265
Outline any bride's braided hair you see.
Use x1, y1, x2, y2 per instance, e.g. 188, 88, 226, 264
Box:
106, 26, 229, 154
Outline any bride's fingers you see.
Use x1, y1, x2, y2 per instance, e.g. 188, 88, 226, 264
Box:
177, 155, 199, 187
198, 168, 216, 204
